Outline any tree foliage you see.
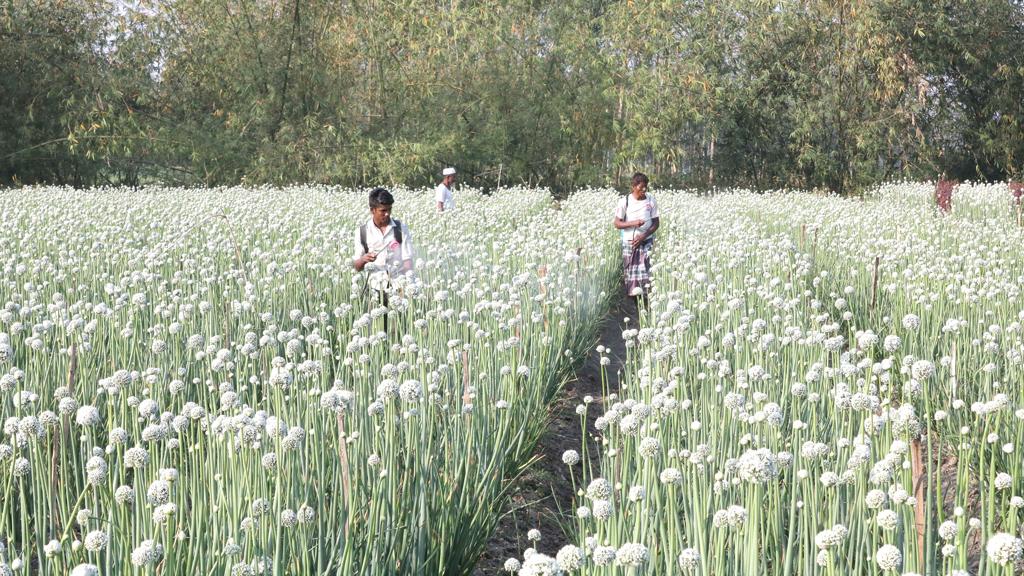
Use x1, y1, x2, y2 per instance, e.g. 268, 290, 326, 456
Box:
2, 0, 1022, 193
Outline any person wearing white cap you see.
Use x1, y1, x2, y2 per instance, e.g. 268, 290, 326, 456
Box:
436, 167, 456, 212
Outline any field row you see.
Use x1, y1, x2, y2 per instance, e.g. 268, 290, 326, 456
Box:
0, 186, 619, 575
509, 182, 1024, 576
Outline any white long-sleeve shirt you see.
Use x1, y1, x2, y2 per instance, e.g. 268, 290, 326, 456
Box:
352, 217, 414, 276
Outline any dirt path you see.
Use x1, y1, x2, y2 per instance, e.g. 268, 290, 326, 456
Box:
473, 295, 637, 574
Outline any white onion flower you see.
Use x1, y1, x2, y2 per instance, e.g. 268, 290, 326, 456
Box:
516, 553, 560, 576
865, 489, 888, 509
615, 543, 648, 567
678, 547, 700, 570
555, 545, 583, 571
43, 539, 62, 557
146, 480, 171, 506
130, 539, 164, 567
124, 446, 150, 469
736, 448, 779, 484
875, 510, 898, 531
70, 565, 99, 576
660, 467, 683, 485
938, 520, 958, 541
592, 499, 613, 521
586, 478, 612, 500
638, 436, 660, 458
902, 314, 920, 331
84, 530, 108, 552
115, 485, 135, 506
875, 544, 902, 571
986, 533, 1023, 566
75, 406, 101, 427
561, 450, 579, 466
628, 485, 646, 502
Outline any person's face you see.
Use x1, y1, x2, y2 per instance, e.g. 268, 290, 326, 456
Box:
445, 174, 456, 186
632, 181, 648, 199
371, 204, 393, 227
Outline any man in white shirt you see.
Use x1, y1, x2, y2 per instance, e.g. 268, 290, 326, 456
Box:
353, 187, 414, 277
353, 188, 414, 333
436, 167, 456, 212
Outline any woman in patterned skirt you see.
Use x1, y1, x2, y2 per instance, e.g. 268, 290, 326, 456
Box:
613, 172, 660, 309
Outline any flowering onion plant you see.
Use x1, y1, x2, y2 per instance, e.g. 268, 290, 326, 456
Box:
0, 186, 620, 575
511, 182, 1024, 576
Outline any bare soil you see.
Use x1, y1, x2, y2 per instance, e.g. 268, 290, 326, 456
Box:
473, 296, 636, 574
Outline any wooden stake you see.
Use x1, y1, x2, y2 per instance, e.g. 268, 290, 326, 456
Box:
910, 438, 926, 567
53, 344, 78, 534
870, 255, 880, 317
336, 411, 350, 538
461, 350, 471, 406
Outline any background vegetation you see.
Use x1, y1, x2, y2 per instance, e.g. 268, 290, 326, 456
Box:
2, 0, 1022, 194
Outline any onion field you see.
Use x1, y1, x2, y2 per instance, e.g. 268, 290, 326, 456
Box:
2, 183, 1024, 576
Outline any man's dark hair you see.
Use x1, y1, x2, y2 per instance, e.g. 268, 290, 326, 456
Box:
369, 187, 395, 208
631, 172, 649, 187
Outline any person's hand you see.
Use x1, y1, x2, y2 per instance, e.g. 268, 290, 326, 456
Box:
631, 233, 645, 249
361, 252, 378, 264
631, 219, 645, 228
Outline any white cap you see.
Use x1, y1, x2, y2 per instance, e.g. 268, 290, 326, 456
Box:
442, 167, 456, 176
